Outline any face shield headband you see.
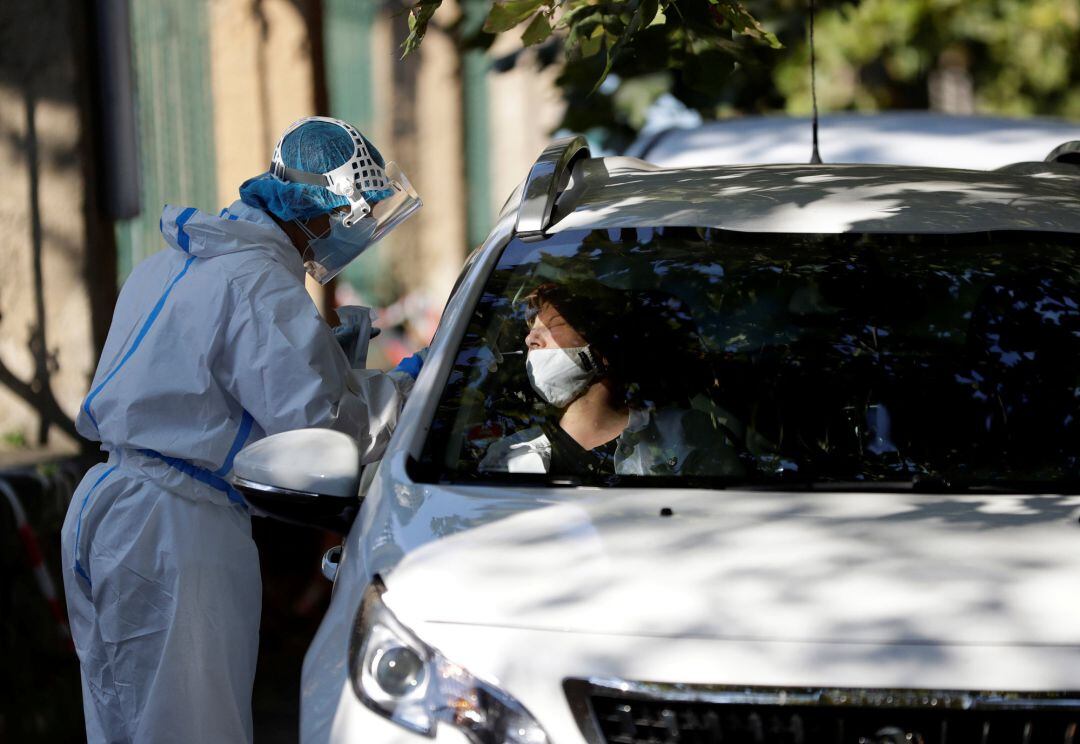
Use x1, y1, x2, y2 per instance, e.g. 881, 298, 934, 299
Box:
270, 118, 422, 283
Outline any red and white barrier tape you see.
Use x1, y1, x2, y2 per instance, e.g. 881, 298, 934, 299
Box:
0, 477, 73, 650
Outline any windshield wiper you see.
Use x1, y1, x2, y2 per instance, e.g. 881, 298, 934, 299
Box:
910, 474, 965, 492
801, 476, 1080, 494
931, 478, 1080, 495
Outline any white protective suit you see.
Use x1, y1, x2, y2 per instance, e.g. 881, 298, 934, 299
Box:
60, 201, 411, 743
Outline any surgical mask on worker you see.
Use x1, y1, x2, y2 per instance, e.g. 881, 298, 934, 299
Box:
526, 346, 600, 408
297, 213, 377, 284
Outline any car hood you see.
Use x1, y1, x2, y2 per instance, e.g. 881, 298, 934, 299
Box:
384, 487, 1080, 646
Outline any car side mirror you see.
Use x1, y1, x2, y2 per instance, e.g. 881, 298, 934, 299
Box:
232, 429, 361, 534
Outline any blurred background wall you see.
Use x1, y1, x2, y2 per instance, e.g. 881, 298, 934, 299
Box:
0, 0, 564, 459
0, 2, 562, 739
0, 0, 100, 457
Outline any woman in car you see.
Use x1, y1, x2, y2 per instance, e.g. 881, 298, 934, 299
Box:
480, 282, 743, 478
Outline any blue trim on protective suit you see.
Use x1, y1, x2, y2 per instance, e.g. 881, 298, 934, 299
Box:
82, 209, 200, 429
175, 207, 198, 253
214, 411, 254, 477
74, 411, 252, 586
139, 449, 247, 507
81, 254, 198, 431
73, 465, 119, 588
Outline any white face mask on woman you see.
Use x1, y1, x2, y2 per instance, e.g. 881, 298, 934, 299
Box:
526, 346, 601, 408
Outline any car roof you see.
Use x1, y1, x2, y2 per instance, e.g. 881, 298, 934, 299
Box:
629, 112, 1080, 170
547, 159, 1080, 235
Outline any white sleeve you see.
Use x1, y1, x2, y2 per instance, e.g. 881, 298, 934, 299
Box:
479, 428, 551, 473
218, 268, 407, 464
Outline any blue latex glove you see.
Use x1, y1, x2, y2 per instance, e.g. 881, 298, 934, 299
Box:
394, 348, 428, 380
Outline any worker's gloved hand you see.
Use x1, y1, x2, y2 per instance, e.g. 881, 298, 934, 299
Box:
333, 323, 379, 347
334, 306, 378, 368
332, 321, 380, 345
393, 347, 428, 380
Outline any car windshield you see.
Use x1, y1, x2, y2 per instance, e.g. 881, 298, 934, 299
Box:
418, 227, 1080, 490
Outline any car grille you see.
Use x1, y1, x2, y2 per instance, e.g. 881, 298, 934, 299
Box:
564, 680, 1080, 744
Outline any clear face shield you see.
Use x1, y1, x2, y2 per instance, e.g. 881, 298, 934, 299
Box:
298, 163, 422, 284
270, 117, 422, 284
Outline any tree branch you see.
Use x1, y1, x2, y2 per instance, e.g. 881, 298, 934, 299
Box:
0, 355, 80, 444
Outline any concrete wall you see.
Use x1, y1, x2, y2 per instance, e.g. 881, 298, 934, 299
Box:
207, 0, 336, 311
0, 0, 96, 454
487, 36, 566, 214
403, 15, 468, 306
209, 0, 320, 209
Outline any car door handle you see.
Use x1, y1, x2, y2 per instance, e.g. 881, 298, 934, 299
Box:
321, 544, 343, 582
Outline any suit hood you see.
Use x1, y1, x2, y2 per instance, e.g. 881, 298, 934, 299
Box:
159, 200, 303, 276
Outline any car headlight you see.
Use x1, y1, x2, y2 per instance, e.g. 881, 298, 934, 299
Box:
349, 578, 550, 744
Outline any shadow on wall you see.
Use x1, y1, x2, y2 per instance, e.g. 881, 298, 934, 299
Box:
0, 0, 117, 453
0, 82, 80, 448
1, 2, 118, 732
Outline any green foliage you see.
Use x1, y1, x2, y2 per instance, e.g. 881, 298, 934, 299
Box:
775, 0, 1080, 118
520, 10, 554, 45
2, 429, 27, 448
402, 0, 441, 56
399, 0, 791, 149
400, 0, 1080, 149
484, 0, 548, 33
403, 0, 780, 88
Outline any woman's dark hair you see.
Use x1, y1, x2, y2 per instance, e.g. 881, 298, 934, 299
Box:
525, 282, 707, 407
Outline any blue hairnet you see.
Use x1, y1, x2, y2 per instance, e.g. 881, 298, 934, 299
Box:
239, 120, 395, 221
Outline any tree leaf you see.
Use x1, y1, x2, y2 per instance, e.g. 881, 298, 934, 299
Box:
579, 23, 605, 58
483, 0, 546, 34
585, 0, 659, 94
713, 1, 783, 49
556, 3, 600, 30
521, 12, 554, 45
401, 0, 442, 57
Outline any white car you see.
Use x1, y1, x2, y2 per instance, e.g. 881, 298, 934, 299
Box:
629, 112, 1080, 171
234, 136, 1080, 744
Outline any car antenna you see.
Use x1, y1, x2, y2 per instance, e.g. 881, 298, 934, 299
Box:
809, 0, 823, 164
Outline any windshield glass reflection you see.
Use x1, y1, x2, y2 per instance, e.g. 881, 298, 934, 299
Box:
421, 227, 1080, 489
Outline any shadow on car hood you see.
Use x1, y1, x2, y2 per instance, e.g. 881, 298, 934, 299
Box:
549, 162, 1080, 235
383, 487, 1080, 647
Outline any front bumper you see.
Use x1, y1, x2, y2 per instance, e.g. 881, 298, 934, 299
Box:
321, 619, 1080, 744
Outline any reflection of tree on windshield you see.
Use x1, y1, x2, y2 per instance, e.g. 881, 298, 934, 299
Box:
961, 271, 1080, 474
422, 227, 1080, 489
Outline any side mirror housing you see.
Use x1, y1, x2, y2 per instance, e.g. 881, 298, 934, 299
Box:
232, 429, 361, 534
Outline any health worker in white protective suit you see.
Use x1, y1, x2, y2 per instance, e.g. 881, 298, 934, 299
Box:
60, 116, 424, 744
